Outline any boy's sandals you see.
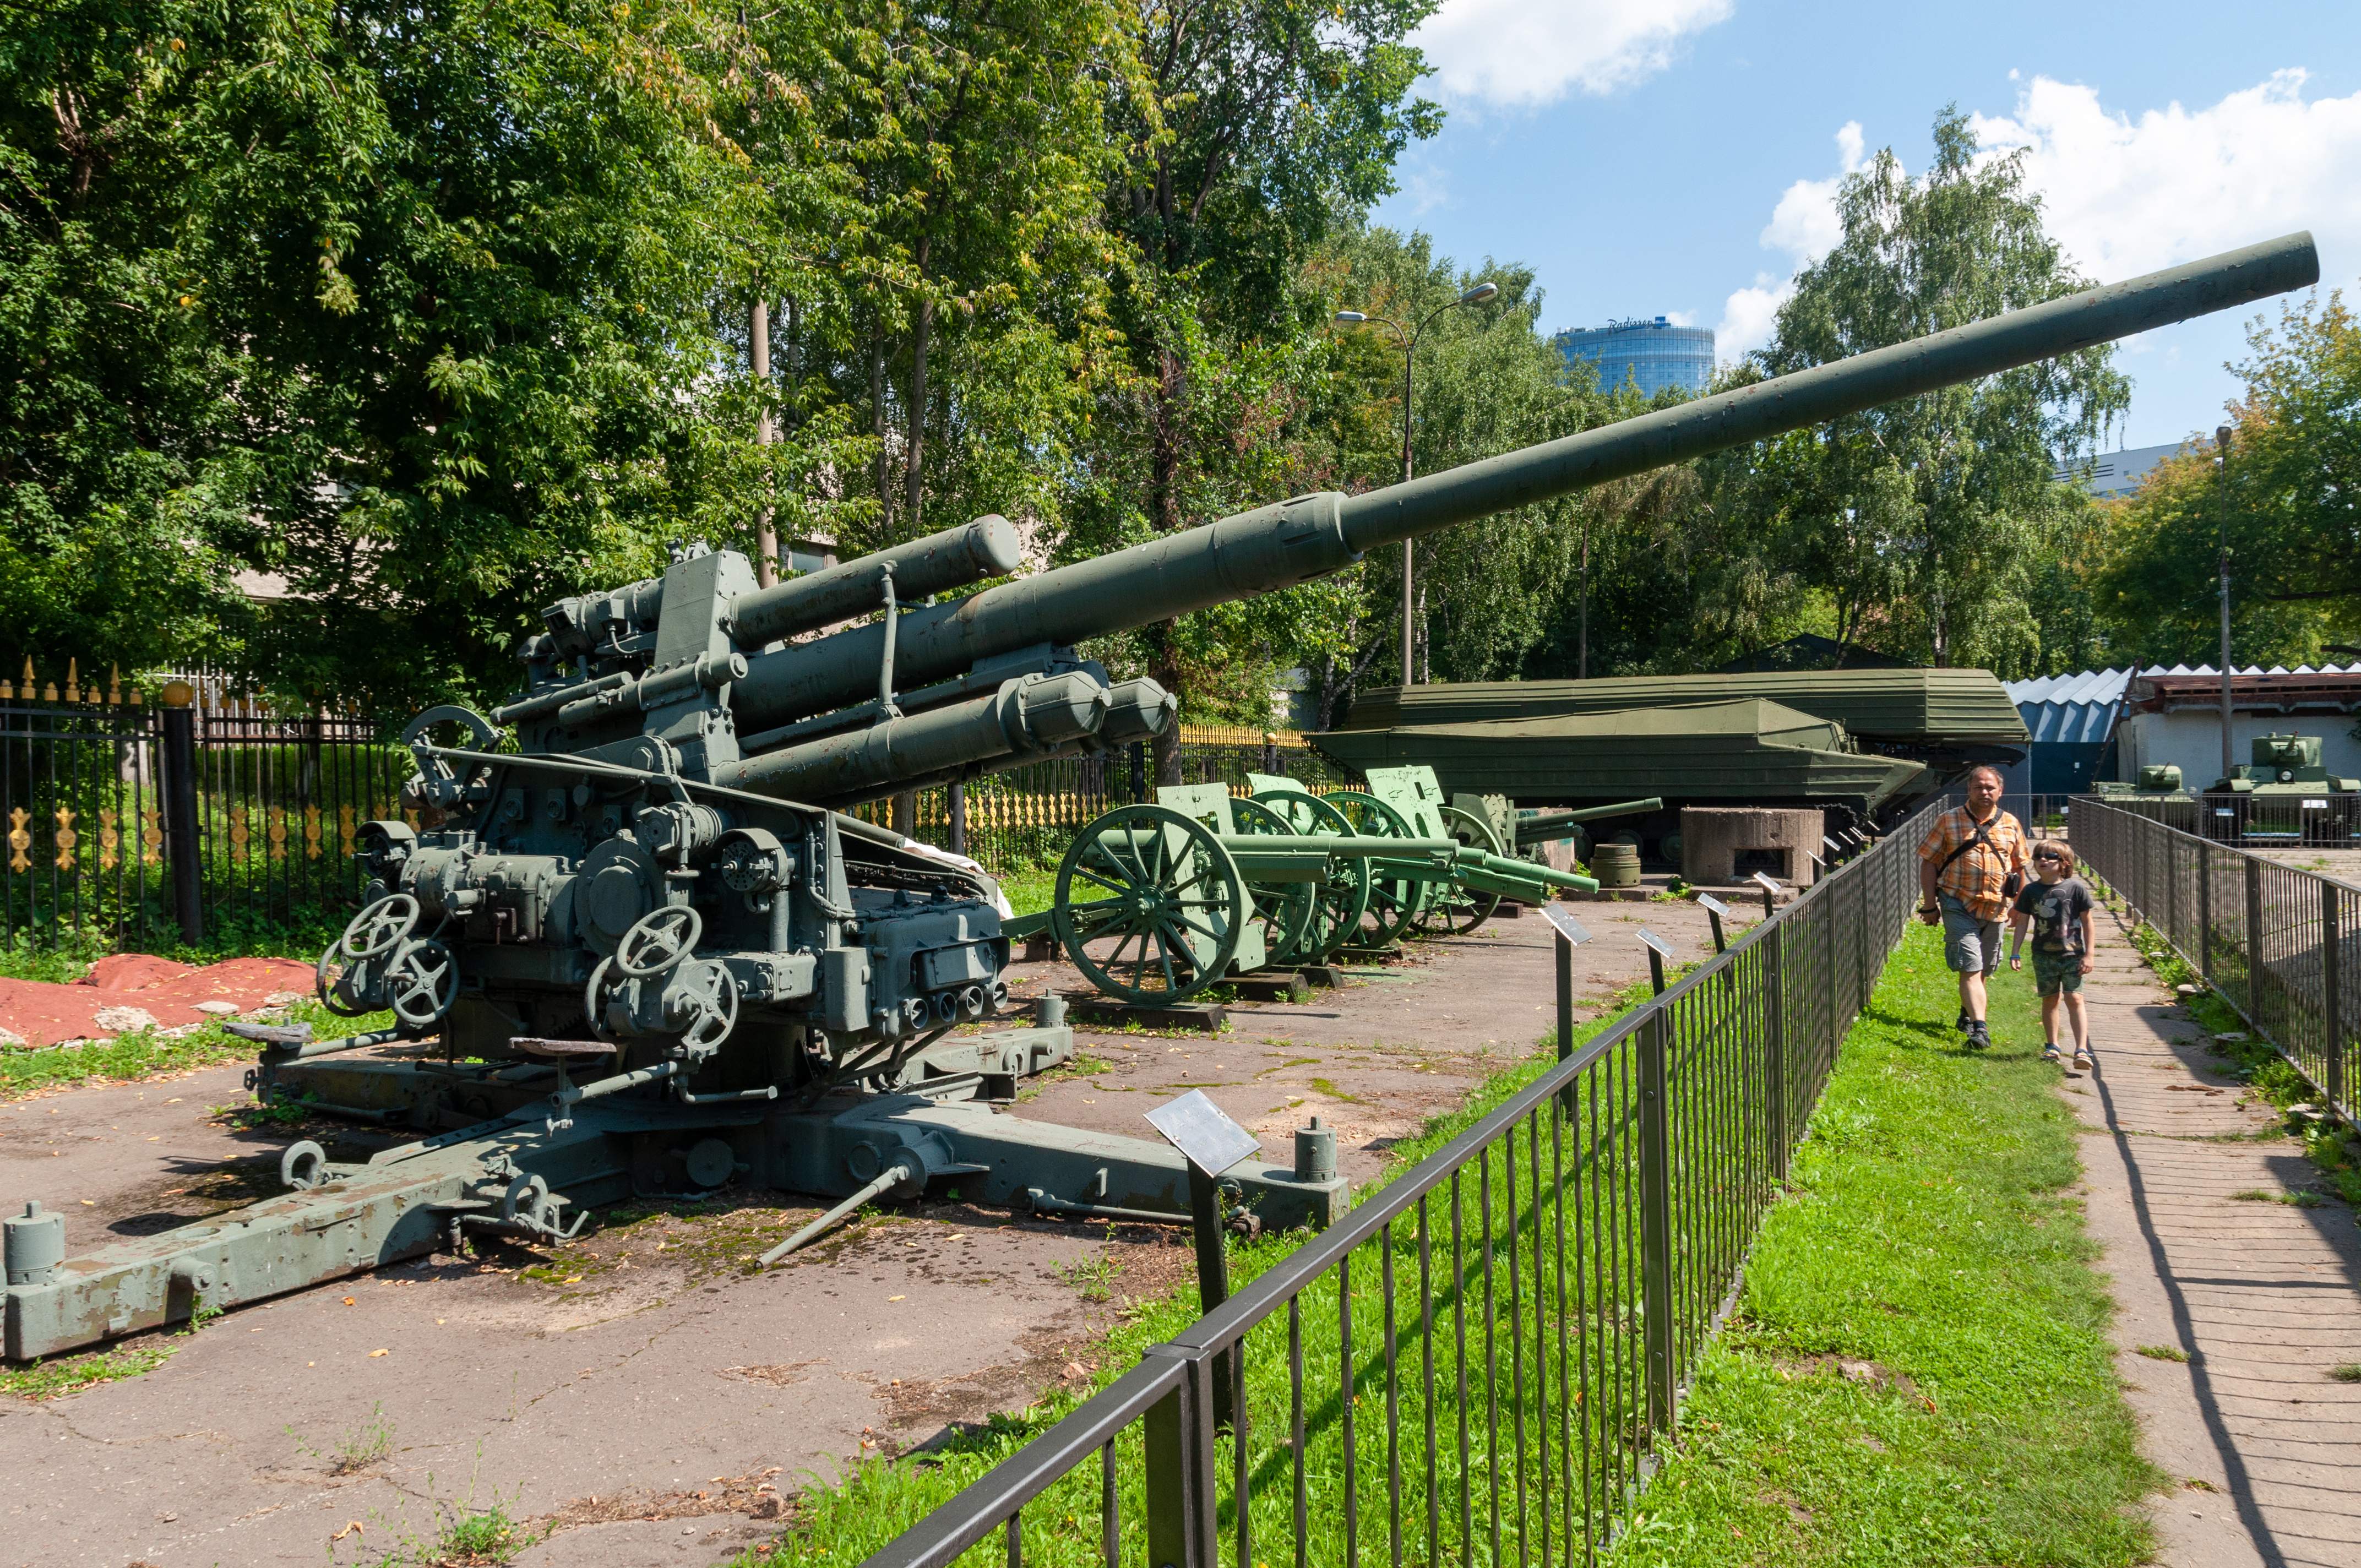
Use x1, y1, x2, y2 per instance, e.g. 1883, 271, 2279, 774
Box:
2042, 1044, 2063, 1061
2071, 1049, 2096, 1071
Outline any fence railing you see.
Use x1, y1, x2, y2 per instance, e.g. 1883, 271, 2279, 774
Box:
862, 801, 1936, 1568
2072, 798, 2354, 1119
3, 685, 1359, 946
2079, 792, 2361, 847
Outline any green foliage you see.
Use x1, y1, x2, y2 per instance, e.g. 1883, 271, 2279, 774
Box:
1701, 107, 2128, 677
4, 0, 774, 707
1609, 924, 2159, 1565
2088, 286, 2361, 666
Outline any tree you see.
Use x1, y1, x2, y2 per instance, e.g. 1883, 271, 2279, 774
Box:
3, 0, 774, 710
2088, 287, 2360, 668
1724, 106, 2128, 676
1076, 0, 1442, 772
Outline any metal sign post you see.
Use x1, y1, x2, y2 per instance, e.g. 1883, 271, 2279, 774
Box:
1751, 870, 1782, 922
1542, 907, 1592, 1112
1696, 891, 1732, 956
1145, 1091, 1262, 1431
1636, 927, 1676, 995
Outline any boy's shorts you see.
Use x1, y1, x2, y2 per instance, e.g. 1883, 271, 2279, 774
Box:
2032, 949, 2085, 997
1940, 895, 2001, 974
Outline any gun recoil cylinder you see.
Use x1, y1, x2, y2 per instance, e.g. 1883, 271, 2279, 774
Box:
728, 515, 1023, 648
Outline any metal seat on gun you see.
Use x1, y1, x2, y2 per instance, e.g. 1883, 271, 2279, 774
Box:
3, 231, 2321, 1363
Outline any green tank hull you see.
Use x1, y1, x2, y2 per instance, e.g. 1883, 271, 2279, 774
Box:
1311, 699, 1929, 823
1339, 668, 2027, 763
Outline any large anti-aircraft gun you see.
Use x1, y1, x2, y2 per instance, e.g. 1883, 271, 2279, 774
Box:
1, 232, 2318, 1362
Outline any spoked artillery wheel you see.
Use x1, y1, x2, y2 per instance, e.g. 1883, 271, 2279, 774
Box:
1053, 805, 1249, 1005
1230, 796, 1320, 968
1325, 790, 1427, 948
1252, 788, 1372, 963
1420, 803, 1505, 936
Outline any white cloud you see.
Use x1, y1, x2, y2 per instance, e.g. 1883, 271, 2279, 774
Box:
1715, 277, 1792, 359
1713, 123, 1868, 358
1712, 72, 2361, 364
1969, 70, 2361, 287
1411, 0, 1732, 108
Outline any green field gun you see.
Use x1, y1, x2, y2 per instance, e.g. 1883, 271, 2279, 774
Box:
1014, 774, 1599, 1006
3, 232, 2316, 1362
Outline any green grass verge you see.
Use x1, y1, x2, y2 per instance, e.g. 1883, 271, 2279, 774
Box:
997, 864, 1059, 920
727, 965, 1668, 1567
1602, 922, 2160, 1566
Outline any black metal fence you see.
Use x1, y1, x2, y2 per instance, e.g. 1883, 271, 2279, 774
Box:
1, 688, 408, 951
862, 802, 1935, 1568
1, 699, 165, 946
2072, 798, 2354, 1118
2082, 792, 2361, 847
4, 689, 1359, 946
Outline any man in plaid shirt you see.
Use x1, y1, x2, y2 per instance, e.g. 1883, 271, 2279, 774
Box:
1916, 765, 2028, 1050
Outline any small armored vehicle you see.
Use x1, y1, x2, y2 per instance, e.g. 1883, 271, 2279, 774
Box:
2204, 733, 2361, 842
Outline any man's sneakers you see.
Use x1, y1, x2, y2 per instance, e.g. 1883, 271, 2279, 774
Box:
1957, 1008, 1973, 1032
1965, 1020, 1992, 1050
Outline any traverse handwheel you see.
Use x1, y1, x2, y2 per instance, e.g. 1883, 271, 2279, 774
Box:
617, 905, 703, 978
384, 938, 458, 1028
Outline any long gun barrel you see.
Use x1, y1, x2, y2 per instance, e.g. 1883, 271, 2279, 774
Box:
1514, 797, 1663, 846
721, 232, 2318, 754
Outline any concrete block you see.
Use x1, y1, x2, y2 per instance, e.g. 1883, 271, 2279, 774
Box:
1678, 807, 1825, 888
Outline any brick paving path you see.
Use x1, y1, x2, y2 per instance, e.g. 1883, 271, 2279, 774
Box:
2071, 906, 2361, 1567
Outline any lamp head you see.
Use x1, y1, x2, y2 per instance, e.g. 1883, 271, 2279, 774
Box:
1333, 311, 1368, 325
1459, 282, 1499, 306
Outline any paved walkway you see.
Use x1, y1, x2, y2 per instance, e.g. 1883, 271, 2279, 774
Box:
2072, 903, 2361, 1567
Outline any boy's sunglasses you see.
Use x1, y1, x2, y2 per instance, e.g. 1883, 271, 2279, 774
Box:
2032, 851, 2065, 862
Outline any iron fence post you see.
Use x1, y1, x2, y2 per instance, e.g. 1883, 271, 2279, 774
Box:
1825, 885, 1840, 1075
1185, 1166, 1234, 1433
2324, 878, 2344, 1114
1144, 1350, 1218, 1568
948, 782, 966, 857
2197, 842, 2213, 984
1555, 928, 1575, 1117
2246, 856, 2265, 1023
1856, 870, 1872, 1012
160, 685, 202, 945
1638, 1006, 1676, 1436
1130, 741, 1146, 805
1766, 921, 1788, 1182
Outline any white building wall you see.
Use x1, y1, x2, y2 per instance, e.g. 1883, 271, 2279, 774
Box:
2116, 710, 2361, 785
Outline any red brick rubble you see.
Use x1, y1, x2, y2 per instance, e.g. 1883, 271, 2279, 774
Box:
0, 954, 315, 1048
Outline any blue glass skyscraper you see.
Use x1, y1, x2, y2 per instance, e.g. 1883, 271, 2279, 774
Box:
1554, 317, 1715, 399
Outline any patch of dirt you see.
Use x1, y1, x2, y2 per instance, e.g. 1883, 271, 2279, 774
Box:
1778, 1354, 1919, 1400
536, 1466, 796, 1533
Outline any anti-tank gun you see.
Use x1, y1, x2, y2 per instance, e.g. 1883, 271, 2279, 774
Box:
1, 231, 2320, 1363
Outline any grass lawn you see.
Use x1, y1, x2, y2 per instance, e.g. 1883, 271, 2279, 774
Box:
1603, 921, 2159, 1566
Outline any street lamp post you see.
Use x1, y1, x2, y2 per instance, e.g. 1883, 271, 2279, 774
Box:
2217, 423, 2235, 784
1336, 280, 1499, 686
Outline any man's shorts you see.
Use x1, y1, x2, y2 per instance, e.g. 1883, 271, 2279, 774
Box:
1940, 894, 2001, 974
2032, 949, 2085, 997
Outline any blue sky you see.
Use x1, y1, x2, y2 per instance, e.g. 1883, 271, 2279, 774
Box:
1372, 0, 2361, 451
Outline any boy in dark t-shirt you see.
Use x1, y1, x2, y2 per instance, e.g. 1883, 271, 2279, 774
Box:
2008, 843, 2097, 1069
